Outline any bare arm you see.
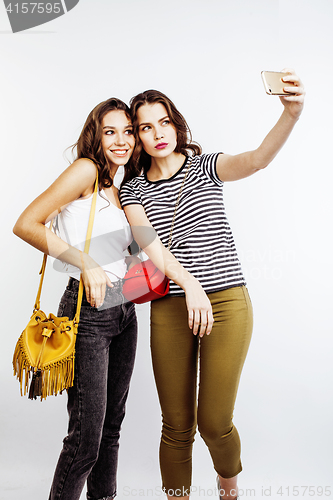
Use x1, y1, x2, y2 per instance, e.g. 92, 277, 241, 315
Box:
13, 159, 113, 308
216, 69, 305, 182
124, 204, 214, 337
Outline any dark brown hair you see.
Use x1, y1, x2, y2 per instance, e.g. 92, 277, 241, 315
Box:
129, 90, 202, 177
71, 98, 140, 189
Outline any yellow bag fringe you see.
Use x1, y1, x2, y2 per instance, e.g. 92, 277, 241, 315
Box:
13, 332, 75, 401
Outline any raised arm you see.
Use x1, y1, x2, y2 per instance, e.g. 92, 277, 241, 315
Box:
216, 69, 305, 182
124, 203, 214, 337
13, 159, 113, 308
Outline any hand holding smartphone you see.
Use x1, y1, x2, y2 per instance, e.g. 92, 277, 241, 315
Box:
261, 71, 297, 96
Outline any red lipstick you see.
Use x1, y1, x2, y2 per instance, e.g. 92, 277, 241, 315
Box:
155, 142, 168, 150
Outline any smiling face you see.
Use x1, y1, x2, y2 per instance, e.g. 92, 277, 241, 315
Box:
137, 102, 177, 158
101, 110, 135, 168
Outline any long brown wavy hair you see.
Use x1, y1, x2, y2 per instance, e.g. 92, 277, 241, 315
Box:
129, 90, 202, 178
71, 98, 140, 189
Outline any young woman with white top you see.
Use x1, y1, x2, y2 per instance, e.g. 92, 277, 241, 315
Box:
13, 98, 139, 500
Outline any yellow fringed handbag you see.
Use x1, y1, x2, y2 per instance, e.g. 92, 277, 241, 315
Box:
13, 173, 98, 401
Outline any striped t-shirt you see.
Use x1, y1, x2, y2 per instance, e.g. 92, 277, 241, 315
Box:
120, 153, 246, 296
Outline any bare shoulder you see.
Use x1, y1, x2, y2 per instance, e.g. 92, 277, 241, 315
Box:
15, 159, 98, 225
61, 158, 97, 185
52, 158, 97, 198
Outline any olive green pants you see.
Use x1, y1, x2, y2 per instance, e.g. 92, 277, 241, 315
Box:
150, 286, 253, 494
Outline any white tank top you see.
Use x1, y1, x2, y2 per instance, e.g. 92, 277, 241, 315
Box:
54, 189, 132, 282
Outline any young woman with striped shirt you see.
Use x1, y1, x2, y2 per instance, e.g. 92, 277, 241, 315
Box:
120, 70, 305, 500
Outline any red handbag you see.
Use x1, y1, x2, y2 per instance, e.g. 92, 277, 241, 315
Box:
122, 259, 169, 304
122, 158, 192, 304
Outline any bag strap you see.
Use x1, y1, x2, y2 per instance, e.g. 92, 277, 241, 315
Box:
34, 222, 54, 312
73, 174, 98, 327
141, 261, 169, 295
167, 156, 192, 250
135, 156, 192, 259
33, 172, 99, 328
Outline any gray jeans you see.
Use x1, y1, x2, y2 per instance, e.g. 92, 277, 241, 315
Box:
48, 278, 137, 500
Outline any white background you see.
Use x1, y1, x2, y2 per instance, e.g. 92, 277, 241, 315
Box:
0, 1, 332, 499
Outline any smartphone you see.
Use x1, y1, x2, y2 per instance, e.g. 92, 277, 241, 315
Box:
261, 71, 295, 96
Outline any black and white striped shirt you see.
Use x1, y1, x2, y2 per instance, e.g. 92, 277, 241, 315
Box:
120, 153, 246, 295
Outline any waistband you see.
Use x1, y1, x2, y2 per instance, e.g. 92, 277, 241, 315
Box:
66, 277, 127, 309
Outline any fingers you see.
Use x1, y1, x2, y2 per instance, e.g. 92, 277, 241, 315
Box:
281, 70, 305, 95
207, 310, 214, 335
105, 274, 114, 288
188, 308, 214, 337
198, 311, 207, 337
193, 310, 201, 336
82, 268, 110, 308
85, 285, 91, 304
185, 280, 214, 337
282, 74, 301, 85
84, 284, 105, 308
283, 82, 305, 95
99, 281, 106, 308
188, 309, 194, 330
281, 82, 305, 102
282, 94, 305, 103
278, 68, 305, 118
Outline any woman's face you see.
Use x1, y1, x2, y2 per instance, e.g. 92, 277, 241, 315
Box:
101, 110, 135, 167
137, 102, 177, 158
